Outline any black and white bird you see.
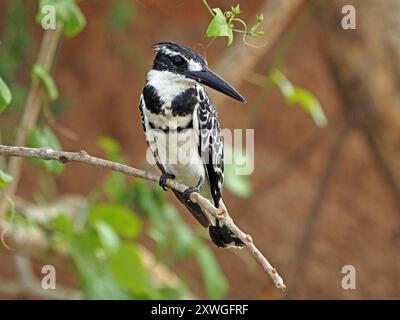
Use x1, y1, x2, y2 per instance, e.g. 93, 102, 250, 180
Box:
139, 42, 245, 248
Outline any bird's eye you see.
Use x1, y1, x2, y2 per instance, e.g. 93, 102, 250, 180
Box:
172, 55, 185, 67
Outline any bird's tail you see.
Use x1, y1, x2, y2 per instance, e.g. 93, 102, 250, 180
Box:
173, 190, 244, 248
208, 200, 244, 248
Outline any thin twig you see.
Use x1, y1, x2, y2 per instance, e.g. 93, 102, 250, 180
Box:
0, 144, 286, 290
202, 0, 215, 16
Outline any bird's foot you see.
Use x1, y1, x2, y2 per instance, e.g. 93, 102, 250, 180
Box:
182, 176, 204, 202
159, 173, 175, 191
182, 186, 200, 202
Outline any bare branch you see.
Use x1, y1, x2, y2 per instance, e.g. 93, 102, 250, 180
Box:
0, 144, 286, 290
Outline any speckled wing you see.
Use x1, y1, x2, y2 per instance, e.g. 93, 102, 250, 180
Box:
195, 88, 224, 207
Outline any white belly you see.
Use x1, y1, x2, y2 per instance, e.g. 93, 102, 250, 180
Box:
153, 129, 204, 187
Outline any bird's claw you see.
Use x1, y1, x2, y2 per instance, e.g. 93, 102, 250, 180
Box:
159, 173, 175, 191
182, 186, 199, 202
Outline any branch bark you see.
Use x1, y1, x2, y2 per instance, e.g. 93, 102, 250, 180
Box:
0, 144, 286, 290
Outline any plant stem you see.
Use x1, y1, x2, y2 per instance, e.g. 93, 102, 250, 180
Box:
202, 0, 215, 16
0, 25, 63, 220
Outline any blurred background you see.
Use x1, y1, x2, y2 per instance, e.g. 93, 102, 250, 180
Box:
0, 0, 399, 299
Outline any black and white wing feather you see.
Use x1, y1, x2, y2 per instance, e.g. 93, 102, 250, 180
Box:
195, 88, 224, 208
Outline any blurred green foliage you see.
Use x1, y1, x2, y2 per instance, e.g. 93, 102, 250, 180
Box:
0, 169, 13, 188
0, 0, 32, 111
269, 69, 327, 127
27, 126, 64, 174
224, 144, 252, 198
0, 0, 275, 300
51, 204, 156, 299
36, 0, 86, 37
0, 0, 33, 78
95, 136, 229, 299
0, 76, 12, 113
106, 0, 135, 31
8, 134, 229, 299
32, 64, 59, 101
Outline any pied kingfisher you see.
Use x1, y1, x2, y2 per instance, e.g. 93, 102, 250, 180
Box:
139, 42, 245, 248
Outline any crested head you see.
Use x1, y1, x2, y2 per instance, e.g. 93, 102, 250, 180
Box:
152, 42, 207, 74
147, 42, 245, 103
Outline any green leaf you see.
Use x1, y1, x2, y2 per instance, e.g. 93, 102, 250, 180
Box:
269, 69, 294, 96
156, 283, 188, 300
269, 69, 327, 127
288, 88, 327, 127
82, 271, 130, 300
103, 172, 127, 202
224, 164, 252, 197
89, 203, 141, 238
36, 0, 86, 37
27, 126, 64, 174
70, 231, 100, 274
256, 13, 264, 22
51, 213, 74, 248
51, 213, 74, 241
231, 4, 241, 16
131, 180, 162, 217
32, 64, 59, 100
98, 136, 121, 161
206, 8, 233, 45
0, 170, 13, 189
0, 76, 12, 113
95, 221, 120, 252
108, 243, 151, 294
195, 245, 228, 299
147, 203, 174, 249
106, 0, 135, 31
171, 221, 197, 259
70, 232, 130, 299
224, 144, 252, 198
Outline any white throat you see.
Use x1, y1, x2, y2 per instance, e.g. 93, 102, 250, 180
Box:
147, 70, 196, 103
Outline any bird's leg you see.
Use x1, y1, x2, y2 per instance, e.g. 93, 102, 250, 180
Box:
159, 172, 175, 191
182, 176, 204, 202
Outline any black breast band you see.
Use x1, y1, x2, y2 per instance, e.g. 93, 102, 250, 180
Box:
149, 120, 193, 133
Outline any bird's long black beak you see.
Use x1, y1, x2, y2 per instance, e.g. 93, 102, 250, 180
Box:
185, 68, 246, 103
